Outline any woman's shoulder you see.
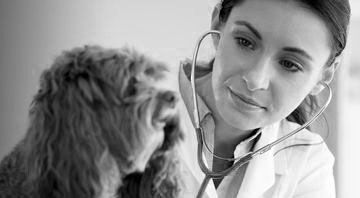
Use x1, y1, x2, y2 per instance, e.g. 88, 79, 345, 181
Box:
276, 120, 334, 171
275, 121, 335, 196
279, 120, 327, 145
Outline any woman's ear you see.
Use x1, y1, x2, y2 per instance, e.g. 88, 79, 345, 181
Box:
310, 57, 340, 95
211, 4, 222, 48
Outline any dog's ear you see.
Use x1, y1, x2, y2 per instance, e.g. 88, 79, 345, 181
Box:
22, 46, 121, 198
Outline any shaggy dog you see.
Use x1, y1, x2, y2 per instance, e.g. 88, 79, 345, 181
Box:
0, 46, 183, 198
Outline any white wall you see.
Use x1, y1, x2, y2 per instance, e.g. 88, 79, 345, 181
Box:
337, 0, 360, 195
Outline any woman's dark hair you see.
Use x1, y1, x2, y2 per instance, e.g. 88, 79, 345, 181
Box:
217, 0, 351, 126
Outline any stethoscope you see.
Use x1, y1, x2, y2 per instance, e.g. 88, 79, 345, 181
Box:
190, 30, 333, 198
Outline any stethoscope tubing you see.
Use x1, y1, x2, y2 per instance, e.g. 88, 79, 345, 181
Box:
191, 30, 333, 198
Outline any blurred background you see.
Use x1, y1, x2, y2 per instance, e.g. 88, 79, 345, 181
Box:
0, 0, 359, 197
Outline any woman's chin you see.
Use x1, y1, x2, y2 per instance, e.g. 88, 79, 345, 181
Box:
217, 101, 263, 130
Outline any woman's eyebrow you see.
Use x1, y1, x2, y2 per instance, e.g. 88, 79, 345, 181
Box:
282, 47, 313, 61
234, 20, 262, 40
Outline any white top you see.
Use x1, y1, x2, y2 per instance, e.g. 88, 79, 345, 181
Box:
176, 61, 336, 198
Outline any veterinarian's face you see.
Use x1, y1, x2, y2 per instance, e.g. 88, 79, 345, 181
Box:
211, 0, 333, 130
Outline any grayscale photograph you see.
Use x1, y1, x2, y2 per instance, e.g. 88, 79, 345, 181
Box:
0, 0, 359, 197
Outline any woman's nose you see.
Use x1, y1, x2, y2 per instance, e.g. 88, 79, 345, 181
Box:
242, 58, 271, 91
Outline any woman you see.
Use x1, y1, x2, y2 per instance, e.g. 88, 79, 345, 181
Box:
177, 0, 351, 197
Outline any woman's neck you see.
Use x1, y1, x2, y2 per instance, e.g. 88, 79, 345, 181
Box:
213, 117, 254, 157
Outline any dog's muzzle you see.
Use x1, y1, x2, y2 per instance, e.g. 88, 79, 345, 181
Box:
152, 90, 183, 149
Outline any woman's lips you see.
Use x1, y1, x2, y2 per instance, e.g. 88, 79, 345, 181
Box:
228, 87, 266, 110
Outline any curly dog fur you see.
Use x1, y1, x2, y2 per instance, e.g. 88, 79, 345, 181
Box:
0, 46, 183, 198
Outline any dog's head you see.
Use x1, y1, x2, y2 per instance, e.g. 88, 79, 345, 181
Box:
22, 46, 183, 198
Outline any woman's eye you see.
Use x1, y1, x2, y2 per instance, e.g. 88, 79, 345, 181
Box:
279, 60, 303, 72
236, 37, 255, 50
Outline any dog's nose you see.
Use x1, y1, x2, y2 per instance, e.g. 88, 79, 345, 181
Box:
160, 90, 178, 107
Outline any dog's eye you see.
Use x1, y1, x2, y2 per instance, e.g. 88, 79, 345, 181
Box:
145, 67, 155, 76
144, 64, 167, 80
